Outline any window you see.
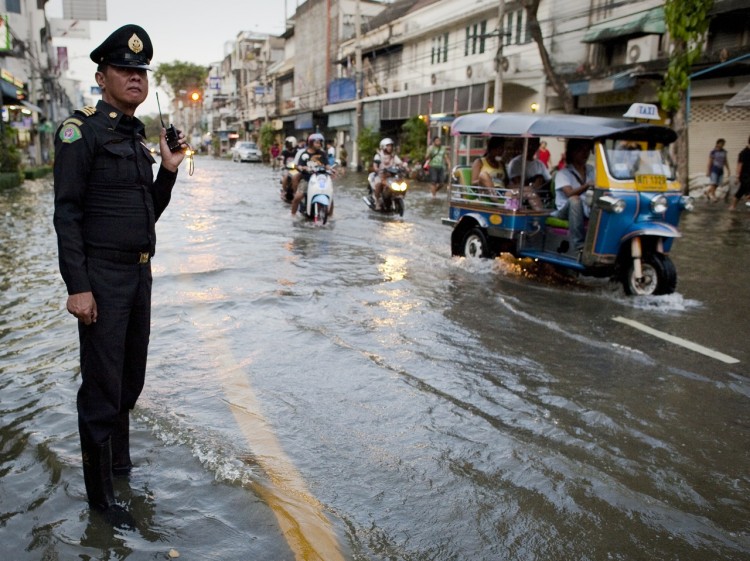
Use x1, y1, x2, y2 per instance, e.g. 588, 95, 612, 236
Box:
504, 9, 530, 46
592, 0, 616, 21
465, 21, 487, 56
431, 32, 449, 64
6, 0, 21, 13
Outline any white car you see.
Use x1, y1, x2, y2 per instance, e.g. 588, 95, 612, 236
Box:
231, 141, 262, 162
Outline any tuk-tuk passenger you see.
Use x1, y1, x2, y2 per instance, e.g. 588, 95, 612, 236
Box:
471, 137, 508, 201
552, 138, 595, 252
507, 137, 547, 210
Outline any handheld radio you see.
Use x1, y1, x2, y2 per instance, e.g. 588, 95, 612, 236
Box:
156, 92, 181, 153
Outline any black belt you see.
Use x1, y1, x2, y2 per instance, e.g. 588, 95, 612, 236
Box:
86, 247, 152, 264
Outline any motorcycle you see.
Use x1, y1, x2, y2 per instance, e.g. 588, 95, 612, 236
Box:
443, 103, 694, 296
364, 165, 408, 216
299, 164, 335, 225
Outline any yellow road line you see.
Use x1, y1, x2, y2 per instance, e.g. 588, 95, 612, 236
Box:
190, 303, 346, 561
612, 316, 740, 364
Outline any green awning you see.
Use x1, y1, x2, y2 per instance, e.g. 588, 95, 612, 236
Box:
582, 7, 665, 43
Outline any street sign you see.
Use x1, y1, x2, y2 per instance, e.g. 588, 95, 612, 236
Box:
49, 18, 91, 39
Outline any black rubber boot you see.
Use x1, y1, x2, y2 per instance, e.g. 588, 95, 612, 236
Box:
111, 412, 133, 477
81, 436, 136, 529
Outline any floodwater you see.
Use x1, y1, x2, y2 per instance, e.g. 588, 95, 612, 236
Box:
1, 157, 748, 561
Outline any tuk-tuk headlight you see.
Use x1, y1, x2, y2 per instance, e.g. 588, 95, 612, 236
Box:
598, 195, 626, 213
650, 195, 668, 214
680, 195, 694, 211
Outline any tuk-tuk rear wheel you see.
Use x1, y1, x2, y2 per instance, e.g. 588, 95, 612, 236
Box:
622, 253, 676, 296
461, 227, 491, 259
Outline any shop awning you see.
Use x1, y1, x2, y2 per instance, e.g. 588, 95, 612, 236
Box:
1, 79, 22, 103
568, 70, 637, 96
582, 7, 665, 43
21, 100, 44, 114
725, 82, 750, 108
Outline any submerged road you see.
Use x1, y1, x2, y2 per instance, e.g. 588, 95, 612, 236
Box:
1, 156, 748, 560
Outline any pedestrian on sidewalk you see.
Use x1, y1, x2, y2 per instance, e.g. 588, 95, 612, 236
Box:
424, 136, 450, 198
270, 142, 280, 170
53, 24, 187, 526
705, 138, 730, 202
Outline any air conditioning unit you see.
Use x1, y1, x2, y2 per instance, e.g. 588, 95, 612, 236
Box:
626, 35, 661, 64
501, 54, 521, 74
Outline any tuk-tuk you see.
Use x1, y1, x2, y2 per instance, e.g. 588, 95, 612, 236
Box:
443, 104, 693, 295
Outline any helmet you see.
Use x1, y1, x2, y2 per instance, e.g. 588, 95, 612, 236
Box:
308, 133, 325, 144
379, 138, 394, 150
284, 136, 296, 145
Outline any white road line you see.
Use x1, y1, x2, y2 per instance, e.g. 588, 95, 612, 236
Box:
612, 316, 740, 364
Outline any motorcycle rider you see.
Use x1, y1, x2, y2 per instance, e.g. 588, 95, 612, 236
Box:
280, 136, 298, 166
279, 136, 299, 199
291, 133, 334, 216
371, 138, 404, 210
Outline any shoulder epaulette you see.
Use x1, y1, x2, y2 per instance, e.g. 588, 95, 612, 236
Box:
75, 106, 97, 117
62, 117, 84, 127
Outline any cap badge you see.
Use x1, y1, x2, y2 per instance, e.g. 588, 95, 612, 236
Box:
128, 33, 143, 54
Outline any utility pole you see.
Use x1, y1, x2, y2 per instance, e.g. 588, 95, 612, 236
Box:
493, 0, 505, 112
352, 0, 362, 171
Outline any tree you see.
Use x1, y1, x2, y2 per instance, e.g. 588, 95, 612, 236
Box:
400, 116, 428, 165
522, 0, 575, 114
0, 124, 21, 176
153, 61, 209, 104
357, 127, 380, 170
658, 0, 714, 192
140, 115, 162, 143
258, 122, 276, 162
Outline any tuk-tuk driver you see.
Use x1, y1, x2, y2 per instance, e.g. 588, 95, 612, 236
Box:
552, 138, 595, 252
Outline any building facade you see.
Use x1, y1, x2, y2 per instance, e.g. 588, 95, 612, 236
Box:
4, 0, 748, 182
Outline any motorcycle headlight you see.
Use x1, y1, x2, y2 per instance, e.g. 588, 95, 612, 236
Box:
598, 195, 626, 213
680, 195, 694, 211
650, 194, 668, 214
390, 181, 408, 192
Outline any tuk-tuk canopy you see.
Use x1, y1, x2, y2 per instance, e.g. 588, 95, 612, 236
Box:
450, 112, 677, 144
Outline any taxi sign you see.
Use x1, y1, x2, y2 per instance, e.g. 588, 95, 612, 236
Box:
623, 103, 660, 121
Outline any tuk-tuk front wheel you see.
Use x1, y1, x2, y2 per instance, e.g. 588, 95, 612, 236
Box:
461, 227, 491, 259
622, 253, 676, 296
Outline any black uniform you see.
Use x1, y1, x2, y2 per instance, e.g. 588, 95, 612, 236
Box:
54, 99, 176, 444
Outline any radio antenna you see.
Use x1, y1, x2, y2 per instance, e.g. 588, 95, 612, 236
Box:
156, 92, 167, 128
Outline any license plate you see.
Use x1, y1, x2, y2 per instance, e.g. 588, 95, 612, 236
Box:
635, 174, 667, 191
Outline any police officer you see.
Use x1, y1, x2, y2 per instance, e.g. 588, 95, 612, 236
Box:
53, 24, 186, 522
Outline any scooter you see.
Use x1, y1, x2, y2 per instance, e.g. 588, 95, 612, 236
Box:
364, 166, 408, 216
299, 164, 335, 225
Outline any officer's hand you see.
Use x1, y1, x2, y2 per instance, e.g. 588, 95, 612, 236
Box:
67, 292, 98, 325
159, 128, 186, 173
